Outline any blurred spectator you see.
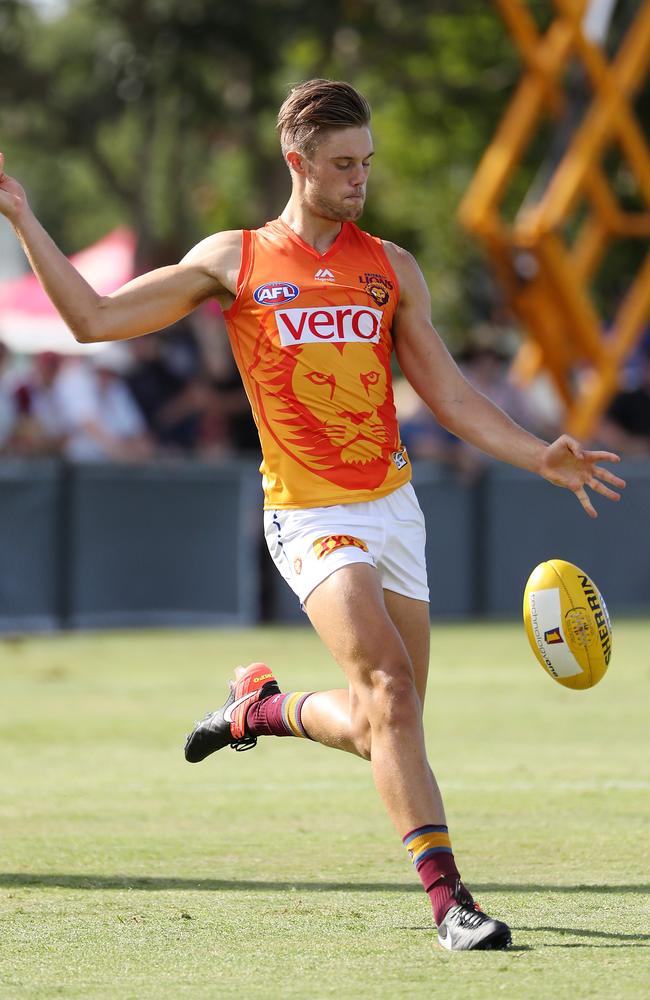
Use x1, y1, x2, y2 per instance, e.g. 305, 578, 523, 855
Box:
52, 348, 153, 462
0, 340, 18, 454
192, 303, 260, 459
0, 311, 261, 462
127, 322, 207, 455
599, 346, 650, 457
198, 364, 261, 459
12, 351, 66, 456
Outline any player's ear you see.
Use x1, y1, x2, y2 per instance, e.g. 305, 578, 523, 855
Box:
286, 150, 307, 176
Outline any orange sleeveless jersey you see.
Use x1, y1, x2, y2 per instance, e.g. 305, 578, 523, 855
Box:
223, 217, 411, 509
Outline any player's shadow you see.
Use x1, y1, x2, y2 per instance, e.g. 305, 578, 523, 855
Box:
3, 875, 647, 947
1, 873, 649, 899
473, 883, 650, 895
516, 925, 650, 948
2, 873, 421, 892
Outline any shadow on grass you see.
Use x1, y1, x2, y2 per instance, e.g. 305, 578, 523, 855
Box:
517, 925, 650, 947
1, 874, 648, 896
5, 876, 647, 948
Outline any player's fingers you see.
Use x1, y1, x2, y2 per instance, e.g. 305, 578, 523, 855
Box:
574, 486, 597, 518
588, 478, 621, 501
593, 465, 626, 489
583, 449, 621, 464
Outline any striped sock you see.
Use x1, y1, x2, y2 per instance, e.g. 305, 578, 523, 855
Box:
403, 824, 461, 925
245, 691, 313, 739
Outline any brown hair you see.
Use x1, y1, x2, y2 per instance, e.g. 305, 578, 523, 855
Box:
277, 79, 371, 160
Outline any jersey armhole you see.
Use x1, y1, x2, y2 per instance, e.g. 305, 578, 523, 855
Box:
376, 239, 401, 304
222, 230, 254, 321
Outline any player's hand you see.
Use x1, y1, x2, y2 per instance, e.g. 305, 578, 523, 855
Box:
539, 434, 626, 518
0, 152, 28, 222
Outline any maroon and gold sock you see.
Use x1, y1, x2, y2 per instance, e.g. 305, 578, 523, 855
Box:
403, 824, 461, 925
245, 691, 313, 739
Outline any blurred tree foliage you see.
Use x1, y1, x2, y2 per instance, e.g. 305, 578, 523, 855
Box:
0, 0, 644, 339
0, 0, 522, 337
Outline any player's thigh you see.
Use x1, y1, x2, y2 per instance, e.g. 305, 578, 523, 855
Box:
304, 562, 415, 693
383, 589, 431, 707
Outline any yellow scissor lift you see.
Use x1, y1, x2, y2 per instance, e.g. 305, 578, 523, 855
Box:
459, 0, 650, 439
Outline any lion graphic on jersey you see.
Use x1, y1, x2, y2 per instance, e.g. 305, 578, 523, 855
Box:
251, 336, 399, 491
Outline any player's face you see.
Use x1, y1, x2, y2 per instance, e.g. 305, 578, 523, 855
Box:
302, 127, 373, 222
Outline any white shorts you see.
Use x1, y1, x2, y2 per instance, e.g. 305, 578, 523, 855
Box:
264, 482, 429, 606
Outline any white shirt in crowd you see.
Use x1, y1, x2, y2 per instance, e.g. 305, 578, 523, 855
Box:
51, 360, 146, 461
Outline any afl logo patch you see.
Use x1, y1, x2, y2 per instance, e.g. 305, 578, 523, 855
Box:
254, 282, 299, 306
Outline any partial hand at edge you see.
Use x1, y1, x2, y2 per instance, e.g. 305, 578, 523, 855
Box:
0, 152, 28, 223
539, 434, 626, 518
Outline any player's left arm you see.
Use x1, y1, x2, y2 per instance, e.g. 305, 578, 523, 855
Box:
384, 242, 626, 518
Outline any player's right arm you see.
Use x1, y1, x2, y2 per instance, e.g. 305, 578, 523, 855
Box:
0, 152, 241, 344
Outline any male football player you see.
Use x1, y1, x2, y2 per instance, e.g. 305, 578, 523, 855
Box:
0, 79, 625, 950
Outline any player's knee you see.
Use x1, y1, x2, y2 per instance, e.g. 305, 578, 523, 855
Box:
364, 665, 419, 732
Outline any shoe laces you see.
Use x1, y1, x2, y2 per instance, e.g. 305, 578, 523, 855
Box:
451, 904, 488, 929
231, 736, 257, 752
453, 877, 482, 908
449, 878, 488, 927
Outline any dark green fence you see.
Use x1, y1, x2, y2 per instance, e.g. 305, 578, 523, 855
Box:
0, 459, 646, 631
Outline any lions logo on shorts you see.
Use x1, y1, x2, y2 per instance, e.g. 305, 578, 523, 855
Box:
313, 535, 369, 559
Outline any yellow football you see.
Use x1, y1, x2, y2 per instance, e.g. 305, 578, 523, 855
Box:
523, 559, 612, 689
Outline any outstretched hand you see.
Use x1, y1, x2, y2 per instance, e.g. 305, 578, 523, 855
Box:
539, 434, 626, 518
0, 152, 28, 222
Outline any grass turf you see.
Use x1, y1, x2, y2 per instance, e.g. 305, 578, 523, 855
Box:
1, 621, 648, 999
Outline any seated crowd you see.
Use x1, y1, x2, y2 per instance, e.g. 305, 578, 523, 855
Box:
0, 308, 260, 463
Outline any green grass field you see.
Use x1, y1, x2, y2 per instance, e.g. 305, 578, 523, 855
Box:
1, 621, 648, 999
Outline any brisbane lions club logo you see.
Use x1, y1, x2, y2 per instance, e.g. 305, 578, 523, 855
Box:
358, 271, 393, 307
250, 300, 398, 490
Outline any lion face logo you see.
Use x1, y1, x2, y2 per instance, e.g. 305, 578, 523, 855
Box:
251, 336, 398, 491
291, 343, 388, 464
366, 283, 390, 307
